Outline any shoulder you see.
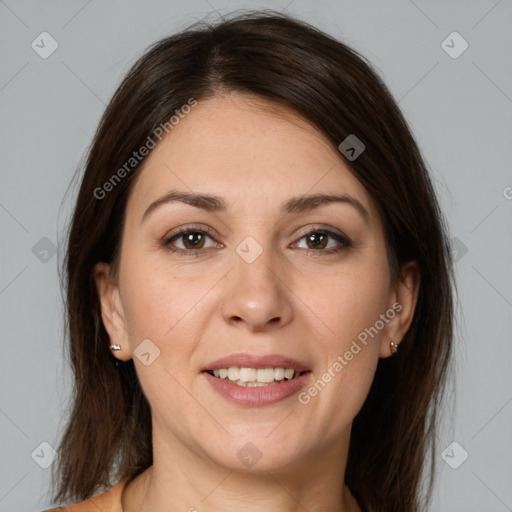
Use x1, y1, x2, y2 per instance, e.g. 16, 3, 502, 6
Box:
42, 477, 129, 512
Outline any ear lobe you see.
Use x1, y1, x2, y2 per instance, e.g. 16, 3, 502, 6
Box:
380, 260, 421, 358
93, 262, 131, 361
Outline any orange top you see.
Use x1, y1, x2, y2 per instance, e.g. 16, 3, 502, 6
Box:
43, 478, 130, 512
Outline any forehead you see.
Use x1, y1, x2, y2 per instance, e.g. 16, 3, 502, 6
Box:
126, 92, 376, 221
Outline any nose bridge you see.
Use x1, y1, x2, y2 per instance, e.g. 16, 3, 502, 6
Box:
222, 232, 293, 330
233, 233, 281, 297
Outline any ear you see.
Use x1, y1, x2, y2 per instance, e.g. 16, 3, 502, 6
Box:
93, 262, 131, 361
379, 260, 421, 358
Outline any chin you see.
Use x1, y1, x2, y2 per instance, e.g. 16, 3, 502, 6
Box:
204, 434, 306, 474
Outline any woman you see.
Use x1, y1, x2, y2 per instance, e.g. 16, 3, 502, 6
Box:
46, 9, 455, 512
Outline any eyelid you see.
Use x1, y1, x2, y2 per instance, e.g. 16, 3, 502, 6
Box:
290, 226, 352, 254
293, 224, 349, 242
162, 223, 352, 255
164, 223, 219, 241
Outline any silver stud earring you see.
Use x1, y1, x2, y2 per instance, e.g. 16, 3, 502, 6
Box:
110, 344, 121, 351
390, 341, 398, 354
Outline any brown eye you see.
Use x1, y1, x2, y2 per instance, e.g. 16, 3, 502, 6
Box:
305, 232, 328, 250
164, 228, 218, 253
180, 232, 206, 250
294, 229, 352, 253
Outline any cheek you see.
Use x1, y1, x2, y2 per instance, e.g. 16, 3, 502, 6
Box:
120, 249, 206, 341
308, 265, 390, 346
300, 261, 388, 416
119, 265, 206, 410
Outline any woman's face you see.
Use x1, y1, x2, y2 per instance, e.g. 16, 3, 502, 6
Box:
96, 92, 418, 475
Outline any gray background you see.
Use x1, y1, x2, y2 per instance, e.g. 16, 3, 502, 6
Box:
1, 1, 511, 511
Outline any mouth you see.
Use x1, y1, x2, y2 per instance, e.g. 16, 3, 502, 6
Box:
203, 367, 310, 387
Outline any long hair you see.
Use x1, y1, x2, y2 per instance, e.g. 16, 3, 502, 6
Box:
52, 10, 456, 511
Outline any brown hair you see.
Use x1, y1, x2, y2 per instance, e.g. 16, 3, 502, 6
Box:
52, 10, 456, 511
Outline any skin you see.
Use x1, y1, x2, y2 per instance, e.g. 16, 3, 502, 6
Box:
94, 91, 420, 512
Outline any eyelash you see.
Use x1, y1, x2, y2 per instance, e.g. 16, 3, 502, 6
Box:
162, 225, 352, 257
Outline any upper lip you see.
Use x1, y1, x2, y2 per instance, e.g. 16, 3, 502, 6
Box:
202, 353, 310, 372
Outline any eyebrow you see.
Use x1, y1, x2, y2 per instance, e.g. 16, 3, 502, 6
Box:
141, 190, 370, 224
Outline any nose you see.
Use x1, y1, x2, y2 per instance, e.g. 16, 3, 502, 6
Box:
221, 243, 294, 332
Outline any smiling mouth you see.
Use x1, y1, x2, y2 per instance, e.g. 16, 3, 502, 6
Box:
204, 367, 308, 387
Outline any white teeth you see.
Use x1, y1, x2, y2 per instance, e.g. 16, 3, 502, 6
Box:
239, 367, 257, 382
274, 367, 285, 380
284, 368, 294, 380
256, 368, 275, 383
227, 367, 240, 381
208, 366, 302, 385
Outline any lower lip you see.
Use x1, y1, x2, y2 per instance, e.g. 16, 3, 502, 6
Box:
202, 371, 311, 407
